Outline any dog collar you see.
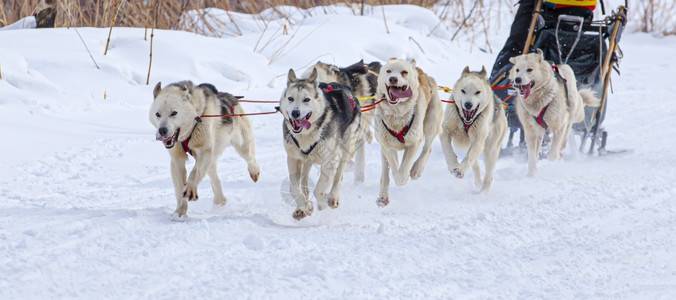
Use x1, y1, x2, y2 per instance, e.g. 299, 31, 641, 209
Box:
382, 113, 415, 143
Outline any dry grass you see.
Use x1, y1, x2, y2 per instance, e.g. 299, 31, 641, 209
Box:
0, 0, 515, 54
0, 1, 441, 29
2, 1, 674, 36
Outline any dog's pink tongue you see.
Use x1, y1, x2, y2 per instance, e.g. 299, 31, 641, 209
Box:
522, 85, 532, 99
156, 136, 171, 142
391, 87, 413, 99
298, 119, 311, 129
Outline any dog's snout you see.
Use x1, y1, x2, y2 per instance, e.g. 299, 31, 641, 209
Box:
464, 102, 473, 110
514, 77, 522, 84
291, 109, 300, 119
389, 76, 398, 85
158, 127, 168, 136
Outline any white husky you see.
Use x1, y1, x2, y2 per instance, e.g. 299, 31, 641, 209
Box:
149, 81, 260, 220
509, 49, 600, 176
374, 58, 442, 207
440, 66, 507, 192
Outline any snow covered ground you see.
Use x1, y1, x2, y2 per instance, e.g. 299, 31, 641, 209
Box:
1, 4, 675, 299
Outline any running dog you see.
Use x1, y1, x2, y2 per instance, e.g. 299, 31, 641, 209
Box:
374, 58, 442, 207
509, 49, 600, 176
149, 81, 260, 220
281, 68, 363, 220
302, 60, 381, 183
440, 66, 507, 192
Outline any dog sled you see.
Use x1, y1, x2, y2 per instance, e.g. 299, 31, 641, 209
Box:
492, 0, 628, 156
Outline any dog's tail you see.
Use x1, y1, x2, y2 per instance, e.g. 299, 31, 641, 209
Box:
579, 88, 600, 107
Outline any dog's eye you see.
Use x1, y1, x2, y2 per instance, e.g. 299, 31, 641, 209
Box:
461, 89, 466, 94
386, 70, 391, 73
170, 111, 177, 116
401, 70, 408, 76
527, 68, 533, 73
155, 112, 161, 118
475, 91, 480, 95
303, 98, 311, 102
515, 68, 520, 73
288, 97, 294, 102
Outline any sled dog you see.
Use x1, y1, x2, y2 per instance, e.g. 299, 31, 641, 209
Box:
374, 58, 442, 207
281, 68, 363, 220
509, 49, 600, 176
302, 60, 381, 183
149, 81, 260, 220
440, 66, 507, 192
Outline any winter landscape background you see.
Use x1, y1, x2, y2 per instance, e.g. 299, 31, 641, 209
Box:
1, 2, 675, 298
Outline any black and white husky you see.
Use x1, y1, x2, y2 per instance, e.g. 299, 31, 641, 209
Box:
280, 68, 363, 220
302, 60, 381, 183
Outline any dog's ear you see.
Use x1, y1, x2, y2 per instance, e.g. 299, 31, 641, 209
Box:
509, 56, 516, 65
330, 65, 340, 75
287, 68, 297, 86
180, 81, 193, 99
536, 49, 544, 62
479, 66, 487, 78
153, 82, 162, 99
461, 66, 470, 77
409, 58, 416, 67
308, 68, 318, 84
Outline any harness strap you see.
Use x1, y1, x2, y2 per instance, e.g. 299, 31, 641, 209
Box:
535, 104, 550, 129
454, 105, 483, 132
180, 116, 202, 156
382, 113, 415, 143
531, 65, 568, 129
551, 65, 569, 102
323, 83, 354, 111
290, 135, 319, 156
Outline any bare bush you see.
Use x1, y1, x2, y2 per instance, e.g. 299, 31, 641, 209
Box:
630, 0, 676, 36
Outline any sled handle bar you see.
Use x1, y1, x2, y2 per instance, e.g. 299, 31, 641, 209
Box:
555, 15, 585, 65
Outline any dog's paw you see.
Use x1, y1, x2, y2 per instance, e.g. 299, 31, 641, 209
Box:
328, 197, 340, 209
393, 173, 409, 186
452, 167, 464, 179
170, 212, 188, 222
182, 183, 199, 201
316, 197, 328, 211
376, 196, 389, 208
292, 202, 314, 220
547, 151, 561, 161
249, 163, 261, 182
410, 161, 424, 180
213, 195, 227, 206
527, 169, 536, 177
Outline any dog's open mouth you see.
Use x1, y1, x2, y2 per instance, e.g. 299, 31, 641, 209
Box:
462, 107, 478, 122
156, 128, 179, 149
513, 81, 535, 99
386, 85, 413, 105
290, 112, 312, 134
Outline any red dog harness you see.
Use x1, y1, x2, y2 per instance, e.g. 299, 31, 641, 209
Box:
382, 113, 415, 143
